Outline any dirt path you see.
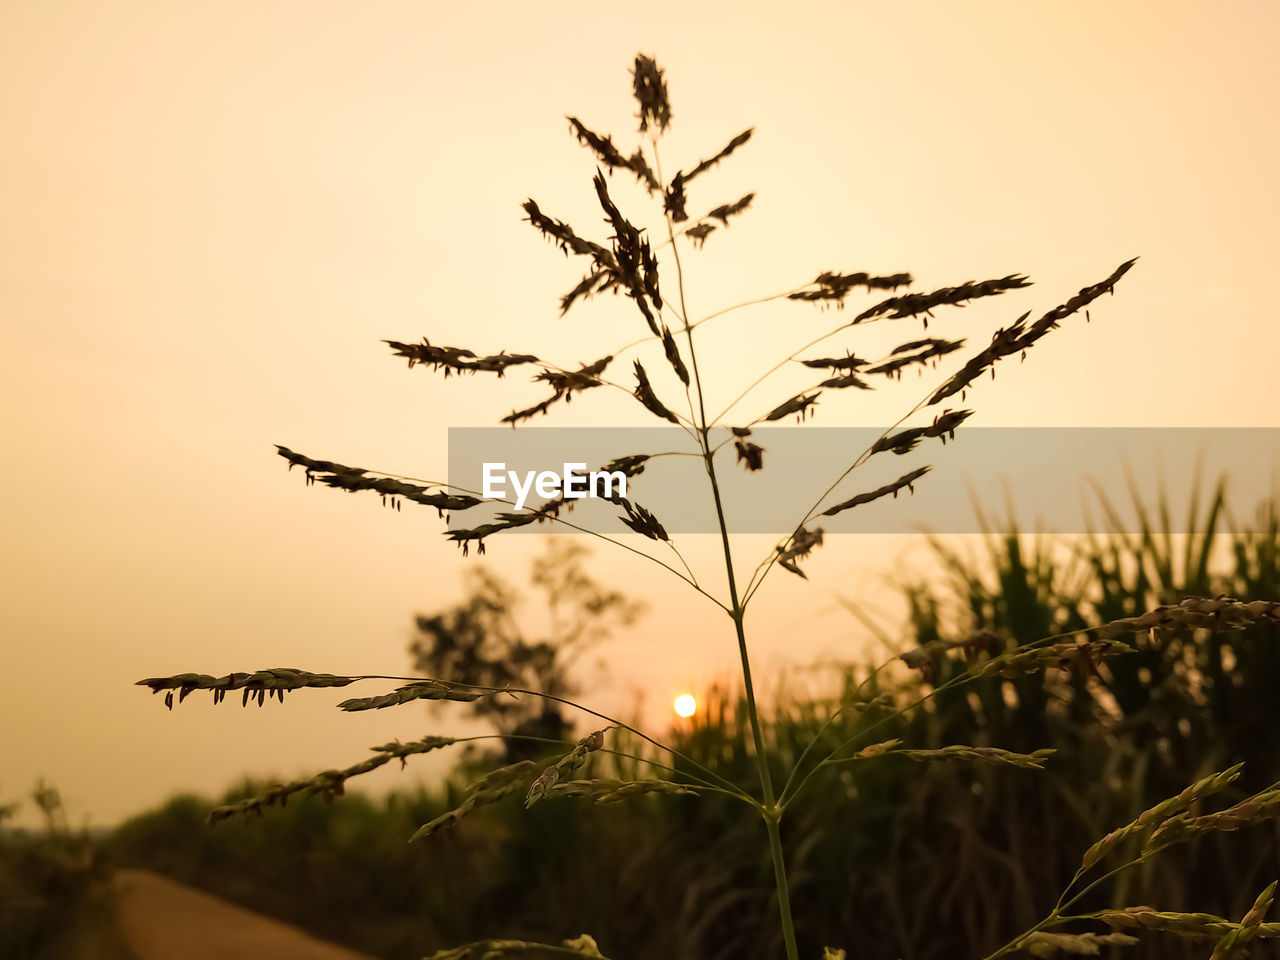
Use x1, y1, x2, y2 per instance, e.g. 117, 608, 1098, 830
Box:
111, 869, 378, 960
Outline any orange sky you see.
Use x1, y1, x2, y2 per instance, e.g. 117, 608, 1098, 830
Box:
3, 1, 1278, 827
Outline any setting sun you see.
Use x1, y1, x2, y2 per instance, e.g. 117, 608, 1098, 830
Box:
673, 694, 697, 718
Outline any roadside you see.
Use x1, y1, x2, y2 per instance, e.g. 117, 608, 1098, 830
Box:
110, 869, 377, 960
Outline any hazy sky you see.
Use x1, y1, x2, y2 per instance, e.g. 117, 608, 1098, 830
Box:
3, 1, 1278, 827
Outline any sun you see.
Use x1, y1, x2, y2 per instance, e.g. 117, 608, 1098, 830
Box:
673, 694, 697, 718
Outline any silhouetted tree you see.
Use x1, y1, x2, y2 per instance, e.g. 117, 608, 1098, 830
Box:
409, 539, 643, 759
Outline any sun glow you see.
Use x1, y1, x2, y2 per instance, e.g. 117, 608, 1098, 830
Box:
673, 694, 697, 718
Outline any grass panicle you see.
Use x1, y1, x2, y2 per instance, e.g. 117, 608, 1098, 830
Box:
525, 728, 609, 807
137, 667, 355, 710
853, 273, 1031, 324
427, 933, 608, 960
133, 54, 1280, 960
1089, 906, 1280, 948
871, 408, 971, 455
704, 191, 755, 225
1207, 882, 1275, 959
207, 736, 457, 824
383, 339, 540, 378
683, 128, 754, 183
631, 360, 680, 423
566, 117, 659, 193
1019, 931, 1139, 955
820, 465, 931, 517
338, 680, 488, 711
787, 271, 914, 307
613, 497, 670, 542
1080, 764, 1244, 870
542, 778, 698, 804
775, 526, 824, 579
734, 438, 765, 471
929, 258, 1138, 404
763, 392, 820, 423
275, 445, 481, 514
842, 742, 1056, 770
411, 762, 538, 843
630, 55, 670, 134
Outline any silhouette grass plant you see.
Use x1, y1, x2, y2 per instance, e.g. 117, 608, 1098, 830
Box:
137, 55, 1280, 959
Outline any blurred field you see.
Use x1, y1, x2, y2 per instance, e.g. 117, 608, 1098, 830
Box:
8, 487, 1278, 960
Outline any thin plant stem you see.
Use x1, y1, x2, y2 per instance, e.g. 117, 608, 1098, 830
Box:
714, 330, 952, 433
373, 469, 730, 613
709, 324, 848, 426
740, 386, 936, 608
775, 656, 895, 804
460, 734, 751, 801
366, 673, 749, 799
779, 622, 1104, 809
654, 138, 802, 960
688, 287, 807, 336
533, 357, 695, 431
611, 285, 805, 359
979, 853, 1159, 960
663, 539, 701, 587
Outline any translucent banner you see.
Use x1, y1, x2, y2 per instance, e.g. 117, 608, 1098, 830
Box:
447, 427, 1280, 535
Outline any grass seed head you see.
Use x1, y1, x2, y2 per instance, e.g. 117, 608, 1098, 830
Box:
929, 259, 1137, 405
764, 392, 820, 423
705, 192, 755, 225
822, 466, 931, 517
1146, 783, 1280, 852
854, 273, 1031, 325
371, 735, 458, 769
614, 498, 670, 542
865, 338, 966, 380
631, 55, 671, 133
426, 934, 608, 960
601, 454, 649, 478
525, 728, 611, 807
566, 117, 659, 192
1019, 931, 1139, 956
777, 526, 824, 578
1081, 764, 1244, 870
338, 680, 486, 711
684, 129, 754, 183
412, 761, 538, 842
137, 667, 357, 710
632, 360, 680, 423
559, 268, 615, 316
276, 446, 481, 516
522, 198, 616, 263
206, 739, 459, 824
661, 327, 690, 385
593, 171, 663, 334
817, 372, 872, 390
685, 222, 716, 247
383, 339, 540, 378
871, 409, 971, 455
788, 271, 913, 308
800, 352, 868, 371
663, 172, 688, 222
544, 778, 698, 804
734, 439, 765, 471
848, 742, 1053, 769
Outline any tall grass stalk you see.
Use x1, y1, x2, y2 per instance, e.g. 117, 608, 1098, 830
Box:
136, 56, 1280, 959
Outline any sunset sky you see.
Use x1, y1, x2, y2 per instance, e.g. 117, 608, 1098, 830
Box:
3, 1, 1278, 827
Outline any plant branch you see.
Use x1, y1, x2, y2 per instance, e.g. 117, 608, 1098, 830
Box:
363, 468, 730, 613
